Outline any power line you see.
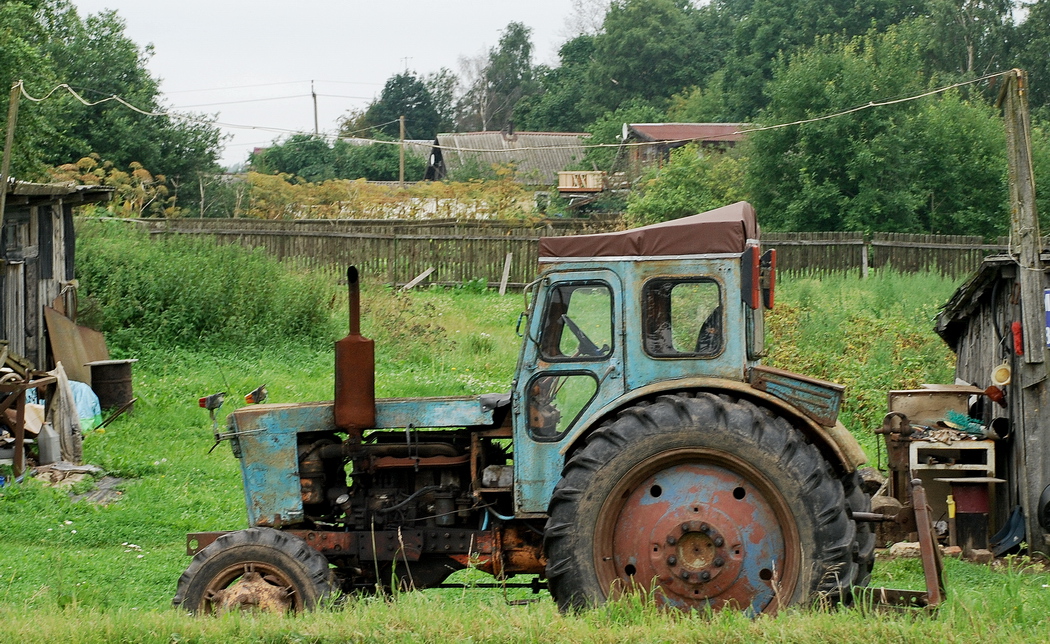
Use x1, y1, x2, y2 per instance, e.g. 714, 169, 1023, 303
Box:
164, 80, 382, 95
13, 71, 1013, 156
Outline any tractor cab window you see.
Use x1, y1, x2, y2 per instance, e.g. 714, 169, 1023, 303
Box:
539, 283, 613, 361
644, 279, 723, 358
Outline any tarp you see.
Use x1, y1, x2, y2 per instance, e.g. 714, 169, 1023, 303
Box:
538, 202, 758, 259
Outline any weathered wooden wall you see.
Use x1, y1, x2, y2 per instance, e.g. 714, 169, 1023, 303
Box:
128, 218, 1013, 286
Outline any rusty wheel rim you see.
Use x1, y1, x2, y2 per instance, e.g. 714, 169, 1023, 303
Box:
201, 561, 301, 614
594, 448, 800, 614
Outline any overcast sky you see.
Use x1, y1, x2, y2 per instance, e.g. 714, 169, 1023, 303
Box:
70, 1, 579, 168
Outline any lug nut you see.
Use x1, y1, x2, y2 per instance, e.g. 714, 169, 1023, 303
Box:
714, 557, 724, 567
681, 523, 691, 532
666, 535, 677, 545
680, 570, 690, 580
666, 555, 677, 566
700, 522, 709, 532
713, 536, 724, 547
700, 571, 711, 581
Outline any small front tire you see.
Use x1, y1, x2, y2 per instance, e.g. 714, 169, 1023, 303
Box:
173, 528, 335, 614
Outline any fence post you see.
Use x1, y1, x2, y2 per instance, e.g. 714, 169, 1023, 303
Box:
499, 252, 513, 295
861, 238, 869, 279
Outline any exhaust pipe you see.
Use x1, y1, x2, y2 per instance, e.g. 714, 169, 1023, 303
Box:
335, 266, 375, 438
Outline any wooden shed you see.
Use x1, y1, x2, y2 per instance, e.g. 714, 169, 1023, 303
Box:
1, 180, 112, 369
935, 253, 1050, 553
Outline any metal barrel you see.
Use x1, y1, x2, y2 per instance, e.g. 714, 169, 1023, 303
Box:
88, 359, 137, 410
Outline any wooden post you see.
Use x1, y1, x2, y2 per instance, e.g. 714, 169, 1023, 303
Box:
998, 69, 1043, 364
499, 252, 513, 295
0, 81, 22, 234
860, 239, 869, 280
399, 115, 405, 189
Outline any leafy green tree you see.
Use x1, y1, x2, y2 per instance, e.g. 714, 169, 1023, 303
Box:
1, 1, 222, 201
515, 35, 597, 132
625, 144, 747, 225
717, 0, 926, 119
424, 68, 458, 134
253, 135, 424, 183
0, 1, 61, 179
585, 0, 715, 113
1015, 0, 1050, 115
457, 22, 540, 131
926, 0, 1014, 77
747, 24, 1008, 236
358, 71, 441, 140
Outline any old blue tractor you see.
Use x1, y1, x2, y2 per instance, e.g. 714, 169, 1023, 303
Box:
173, 202, 877, 615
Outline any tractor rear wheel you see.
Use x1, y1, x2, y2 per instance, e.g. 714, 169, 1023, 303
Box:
173, 528, 335, 614
544, 392, 863, 613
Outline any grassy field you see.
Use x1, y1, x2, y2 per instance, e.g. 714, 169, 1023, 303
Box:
2, 231, 1048, 642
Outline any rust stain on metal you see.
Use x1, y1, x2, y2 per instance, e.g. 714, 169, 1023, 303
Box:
334, 266, 375, 436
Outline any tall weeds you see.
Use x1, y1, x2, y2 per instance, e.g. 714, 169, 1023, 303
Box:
75, 220, 339, 354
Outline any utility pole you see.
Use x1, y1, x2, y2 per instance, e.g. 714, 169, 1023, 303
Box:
998, 69, 1043, 363
311, 80, 319, 136
399, 115, 405, 188
0, 81, 22, 234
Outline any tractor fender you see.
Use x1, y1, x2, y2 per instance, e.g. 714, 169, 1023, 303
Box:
559, 377, 866, 475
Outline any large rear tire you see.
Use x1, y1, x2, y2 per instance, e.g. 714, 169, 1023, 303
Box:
173, 528, 335, 614
544, 392, 864, 614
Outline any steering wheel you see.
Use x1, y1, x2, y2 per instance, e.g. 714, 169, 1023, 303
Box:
561, 315, 605, 357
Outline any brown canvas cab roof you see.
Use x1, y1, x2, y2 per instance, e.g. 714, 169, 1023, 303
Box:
538, 201, 758, 260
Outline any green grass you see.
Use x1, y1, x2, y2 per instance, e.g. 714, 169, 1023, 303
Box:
2, 260, 1047, 641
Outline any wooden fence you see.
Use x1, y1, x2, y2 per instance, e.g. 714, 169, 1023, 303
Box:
129, 217, 1012, 287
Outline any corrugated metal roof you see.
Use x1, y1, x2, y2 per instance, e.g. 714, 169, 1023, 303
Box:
627, 123, 749, 144
435, 131, 588, 185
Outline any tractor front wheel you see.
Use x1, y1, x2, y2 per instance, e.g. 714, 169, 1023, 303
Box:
173, 528, 335, 614
544, 393, 864, 614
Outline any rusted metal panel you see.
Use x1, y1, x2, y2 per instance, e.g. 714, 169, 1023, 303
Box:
356, 530, 423, 561
749, 365, 844, 427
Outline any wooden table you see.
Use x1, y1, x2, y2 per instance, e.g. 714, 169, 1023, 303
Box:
0, 373, 57, 477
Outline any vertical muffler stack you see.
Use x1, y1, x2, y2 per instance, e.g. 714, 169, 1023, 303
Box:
334, 266, 375, 440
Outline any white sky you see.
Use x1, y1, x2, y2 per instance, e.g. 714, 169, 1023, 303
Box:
69, 1, 577, 169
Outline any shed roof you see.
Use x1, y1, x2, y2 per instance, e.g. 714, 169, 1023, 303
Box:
626, 123, 749, 145
435, 131, 588, 185
3, 180, 113, 208
538, 201, 758, 259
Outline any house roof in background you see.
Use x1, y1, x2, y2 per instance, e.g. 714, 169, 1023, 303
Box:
435, 131, 588, 185
626, 123, 749, 144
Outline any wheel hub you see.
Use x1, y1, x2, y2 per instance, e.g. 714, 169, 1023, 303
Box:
204, 566, 296, 614
599, 453, 797, 613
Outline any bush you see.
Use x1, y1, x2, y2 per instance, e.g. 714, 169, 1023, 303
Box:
75, 220, 338, 353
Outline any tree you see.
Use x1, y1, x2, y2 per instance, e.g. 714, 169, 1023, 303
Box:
1015, 0, 1050, 115
926, 0, 1014, 77
747, 24, 1008, 236
716, 0, 927, 119
252, 135, 425, 183
1, 1, 222, 204
424, 68, 458, 134
0, 1, 61, 179
585, 0, 714, 113
625, 144, 747, 225
356, 72, 441, 140
514, 35, 597, 132
457, 22, 540, 131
